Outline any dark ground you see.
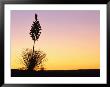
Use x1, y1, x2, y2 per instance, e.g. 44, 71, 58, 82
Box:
11, 69, 100, 77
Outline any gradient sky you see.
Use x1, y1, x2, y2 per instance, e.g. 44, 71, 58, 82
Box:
11, 10, 100, 70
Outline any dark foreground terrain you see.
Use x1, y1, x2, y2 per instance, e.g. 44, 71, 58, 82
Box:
11, 69, 100, 77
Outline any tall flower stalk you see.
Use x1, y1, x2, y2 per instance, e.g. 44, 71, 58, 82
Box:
29, 13, 42, 53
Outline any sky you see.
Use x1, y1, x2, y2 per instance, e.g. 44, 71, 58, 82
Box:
11, 10, 100, 70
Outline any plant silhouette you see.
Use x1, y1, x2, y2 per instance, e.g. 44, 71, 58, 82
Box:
21, 49, 46, 71
21, 13, 46, 71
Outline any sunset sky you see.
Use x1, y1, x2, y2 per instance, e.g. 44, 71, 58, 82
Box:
11, 10, 100, 70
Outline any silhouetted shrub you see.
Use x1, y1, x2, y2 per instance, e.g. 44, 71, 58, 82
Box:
21, 48, 46, 71
19, 14, 46, 71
